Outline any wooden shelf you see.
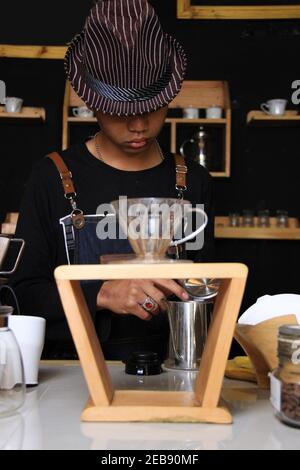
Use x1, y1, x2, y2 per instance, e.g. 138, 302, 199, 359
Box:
247, 110, 300, 125
67, 116, 97, 123
177, 1, 300, 20
210, 172, 228, 178
165, 118, 226, 125
0, 44, 67, 60
0, 106, 46, 121
215, 216, 300, 240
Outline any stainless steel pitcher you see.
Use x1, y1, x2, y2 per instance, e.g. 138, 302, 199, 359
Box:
164, 299, 214, 370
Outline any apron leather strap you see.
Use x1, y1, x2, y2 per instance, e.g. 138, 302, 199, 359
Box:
47, 152, 85, 229
48, 152, 76, 198
174, 154, 187, 199
47, 151, 188, 227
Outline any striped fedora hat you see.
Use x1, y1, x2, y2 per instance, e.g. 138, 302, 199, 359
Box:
64, 0, 187, 116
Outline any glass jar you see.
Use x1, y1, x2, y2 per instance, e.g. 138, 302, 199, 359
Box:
0, 306, 25, 417
257, 209, 270, 227
276, 210, 289, 228
241, 209, 255, 227
270, 324, 300, 428
228, 212, 240, 227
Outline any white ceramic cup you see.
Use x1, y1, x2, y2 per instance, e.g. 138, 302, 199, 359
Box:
260, 99, 287, 116
8, 316, 46, 386
72, 106, 94, 118
183, 106, 199, 119
206, 106, 222, 119
5, 97, 23, 113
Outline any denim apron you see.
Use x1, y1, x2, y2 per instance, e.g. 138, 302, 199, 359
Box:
59, 212, 170, 360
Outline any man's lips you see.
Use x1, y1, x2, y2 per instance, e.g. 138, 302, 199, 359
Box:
126, 139, 148, 149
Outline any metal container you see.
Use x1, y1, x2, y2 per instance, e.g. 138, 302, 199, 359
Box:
164, 299, 214, 371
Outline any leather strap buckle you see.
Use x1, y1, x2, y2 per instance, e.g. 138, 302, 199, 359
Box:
48, 152, 85, 228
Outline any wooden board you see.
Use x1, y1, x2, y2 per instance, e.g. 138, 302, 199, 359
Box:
177, 1, 300, 20
0, 44, 67, 59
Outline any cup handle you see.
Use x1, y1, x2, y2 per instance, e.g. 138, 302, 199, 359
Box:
0, 239, 25, 275
73, 108, 79, 117
260, 103, 271, 115
169, 207, 208, 247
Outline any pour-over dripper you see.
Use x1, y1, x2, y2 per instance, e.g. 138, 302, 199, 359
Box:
108, 197, 207, 263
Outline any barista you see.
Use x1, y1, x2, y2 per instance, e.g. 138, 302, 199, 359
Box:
10, 0, 214, 360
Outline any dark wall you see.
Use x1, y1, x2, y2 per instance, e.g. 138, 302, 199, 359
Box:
1, 0, 300, 317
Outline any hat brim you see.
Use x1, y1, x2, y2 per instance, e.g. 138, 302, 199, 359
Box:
64, 31, 187, 116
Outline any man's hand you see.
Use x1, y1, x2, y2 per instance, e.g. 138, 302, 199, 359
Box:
97, 279, 189, 320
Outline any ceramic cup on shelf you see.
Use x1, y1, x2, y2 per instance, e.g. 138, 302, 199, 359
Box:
206, 106, 222, 119
260, 99, 287, 116
72, 106, 94, 118
183, 106, 199, 119
5, 97, 23, 113
8, 315, 46, 386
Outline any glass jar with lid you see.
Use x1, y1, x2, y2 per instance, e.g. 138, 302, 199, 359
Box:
270, 324, 300, 428
0, 306, 25, 417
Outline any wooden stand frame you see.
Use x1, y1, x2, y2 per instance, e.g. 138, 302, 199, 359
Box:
54, 263, 248, 423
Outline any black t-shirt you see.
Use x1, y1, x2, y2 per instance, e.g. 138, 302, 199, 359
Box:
9, 141, 214, 358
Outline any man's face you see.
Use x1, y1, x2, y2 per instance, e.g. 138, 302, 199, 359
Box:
95, 106, 168, 154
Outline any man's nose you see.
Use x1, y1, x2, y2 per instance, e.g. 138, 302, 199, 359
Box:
127, 115, 149, 132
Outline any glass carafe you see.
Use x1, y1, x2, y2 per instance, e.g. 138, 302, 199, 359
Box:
0, 306, 25, 417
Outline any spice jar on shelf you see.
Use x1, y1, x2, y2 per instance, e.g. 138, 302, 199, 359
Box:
257, 209, 270, 228
270, 324, 300, 428
276, 210, 289, 228
228, 212, 240, 227
241, 209, 254, 227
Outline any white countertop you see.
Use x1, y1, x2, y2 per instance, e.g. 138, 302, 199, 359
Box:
1, 361, 299, 450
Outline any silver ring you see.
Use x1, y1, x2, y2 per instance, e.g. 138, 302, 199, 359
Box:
140, 296, 159, 313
